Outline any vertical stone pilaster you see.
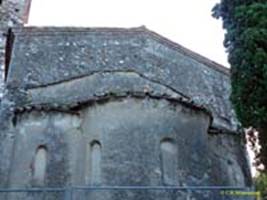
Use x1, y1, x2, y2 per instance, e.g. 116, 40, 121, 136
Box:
0, 0, 32, 188
0, 0, 32, 95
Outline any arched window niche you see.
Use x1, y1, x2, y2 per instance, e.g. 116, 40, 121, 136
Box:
90, 140, 102, 185
32, 145, 47, 186
160, 138, 178, 185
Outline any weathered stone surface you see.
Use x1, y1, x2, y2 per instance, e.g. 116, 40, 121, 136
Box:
7, 98, 249, 199
27, 71, 187, 107
0, 0, 31, 27
0, 26, 253, 200
0, 0, 31, 95
7, 27, 239, 134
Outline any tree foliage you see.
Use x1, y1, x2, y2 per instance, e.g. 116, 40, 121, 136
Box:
255, 173, 267, 199
213, 0, 267, 170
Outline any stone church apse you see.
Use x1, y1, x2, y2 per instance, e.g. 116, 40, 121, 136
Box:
0, 27, 253, 199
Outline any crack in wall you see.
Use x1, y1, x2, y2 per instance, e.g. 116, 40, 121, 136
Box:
26, 69, 191, 101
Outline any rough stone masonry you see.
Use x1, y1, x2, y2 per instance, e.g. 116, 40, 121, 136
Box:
0, 0, 31, 94
0, 26, 254, 200
0, 0, 31, 97
0, 1, 254, 200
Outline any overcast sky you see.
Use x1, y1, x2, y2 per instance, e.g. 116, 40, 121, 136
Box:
28, 0, 229, 67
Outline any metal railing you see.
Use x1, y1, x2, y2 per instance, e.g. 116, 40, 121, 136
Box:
0, 186, 256, 200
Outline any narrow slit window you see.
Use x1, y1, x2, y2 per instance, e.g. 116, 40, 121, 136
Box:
32, 145, 47, 186
160, 139, 177, 185
90, 141, 101, 185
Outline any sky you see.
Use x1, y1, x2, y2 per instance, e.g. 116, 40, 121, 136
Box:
28, 0, 229, 67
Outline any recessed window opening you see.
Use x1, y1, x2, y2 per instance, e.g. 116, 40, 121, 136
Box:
32, 145, 47, 186
160, 138, 177, 185
90, 140, 101, 185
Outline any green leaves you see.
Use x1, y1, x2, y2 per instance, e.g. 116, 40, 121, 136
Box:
213, 0, 267, 127
255, 173, 267, 198
213, 0, 267, 170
